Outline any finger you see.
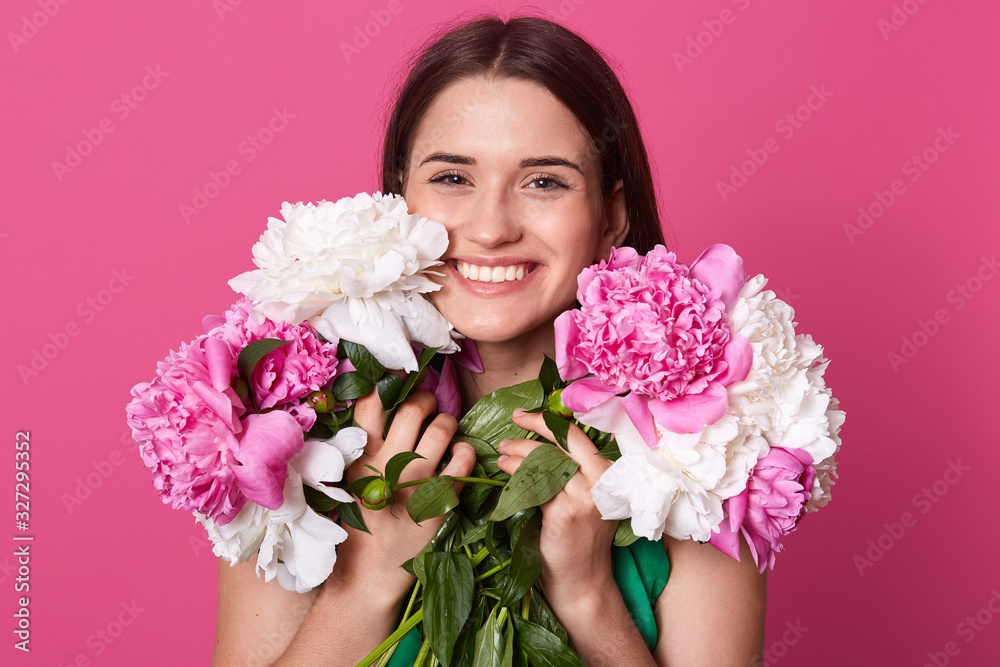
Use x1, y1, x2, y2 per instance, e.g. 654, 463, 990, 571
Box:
440, 441, 477, 493
353, 390, 387, 452
495, 452, 524, 476
510, 409, 607, 479
496, 438, 542, 459
382, 391, 438, 457
406, 412, 459, 479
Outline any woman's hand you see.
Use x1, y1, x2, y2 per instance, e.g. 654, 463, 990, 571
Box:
494, 407, 618, 608
329, 389, 476, 609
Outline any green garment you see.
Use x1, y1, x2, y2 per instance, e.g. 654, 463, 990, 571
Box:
384, 538, 670, 664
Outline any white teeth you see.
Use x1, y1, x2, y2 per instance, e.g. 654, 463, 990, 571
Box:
457, 261, 532, 283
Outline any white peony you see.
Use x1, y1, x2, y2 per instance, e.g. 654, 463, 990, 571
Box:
592, 412, 765, 542
806, 396, 844, 512
724, 275, 840, 464
196, 427, 367, 593
229, 193, 460, 372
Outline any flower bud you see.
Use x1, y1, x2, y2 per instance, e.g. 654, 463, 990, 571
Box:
360, 478, 394, 510
548, 388, 573, 418
306, 390, 336, 414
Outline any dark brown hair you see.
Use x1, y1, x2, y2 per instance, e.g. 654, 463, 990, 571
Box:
379, 14, 668, 253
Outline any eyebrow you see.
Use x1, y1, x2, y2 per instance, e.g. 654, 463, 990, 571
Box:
417, 152, 584, 175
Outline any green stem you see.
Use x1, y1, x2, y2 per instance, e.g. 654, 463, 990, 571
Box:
414, 637, 431, 666
393, 476, 505, 490
474, 558, 512, 582
355, 609, 423, 667
470, 546, 489, 567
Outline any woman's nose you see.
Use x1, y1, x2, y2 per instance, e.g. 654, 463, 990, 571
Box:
459, 189, 522, 248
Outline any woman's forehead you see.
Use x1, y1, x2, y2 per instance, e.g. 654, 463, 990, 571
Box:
410, 76, 595, 171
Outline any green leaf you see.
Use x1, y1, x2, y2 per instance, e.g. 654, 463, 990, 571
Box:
527, 588, 568, 644
424, 552, 475, 667
302, 484, 339, 514
457, 436, 503, 477
453, 596, 487, 667
511, 616, 584, 667
458, 380, 544, 444
541, 411, 570, 451
596, 436, 621, 462
613, 518, 640, 547
500, 512, 542, 607
332, 371, 374, 401
460, 463, 500, 517
538, 355, 561, 396
407, 476, 460, 524
343, 340, 386, 384
376, 372, 405, 408
385, 451, 423, 488
490, 445, 579, 522
390, 346, 440, 410
501, 620, 514, 667
458, 523, 489, 548
335, 500, 369, 534
237, 338, 292, 393
472, 608, 504, 667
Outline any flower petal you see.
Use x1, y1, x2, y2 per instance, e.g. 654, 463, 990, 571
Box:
714, 332, 752, 386
232, 411, 304, 510
690, 244, 745, 309
619, 393, 658, 449
647, 384, 729, 434
562, 376, 619, 414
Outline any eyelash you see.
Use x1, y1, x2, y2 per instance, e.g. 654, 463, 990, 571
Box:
428, 170, 569, 191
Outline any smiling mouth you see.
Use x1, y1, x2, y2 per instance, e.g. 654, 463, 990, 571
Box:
455, 261, 537, 283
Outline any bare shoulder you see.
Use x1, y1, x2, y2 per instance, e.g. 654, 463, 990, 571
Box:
213, 559, 319, 667
653, 534, 767, 666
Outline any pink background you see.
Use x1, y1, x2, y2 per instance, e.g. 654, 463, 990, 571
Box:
2, 1, 997, 665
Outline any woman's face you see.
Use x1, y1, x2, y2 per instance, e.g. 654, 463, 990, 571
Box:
402, 76, 626, 346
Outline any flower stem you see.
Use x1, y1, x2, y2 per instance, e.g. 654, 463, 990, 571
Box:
470, 546, 489, 567
393, 476, 505, 490
474, 558, 512, 582
414, 637, 431, 666
355, 609, 423, 667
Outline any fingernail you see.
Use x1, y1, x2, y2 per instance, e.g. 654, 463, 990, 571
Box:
497, 454, 508, 463
497, 439, 510, 450
512, 407, 525, 417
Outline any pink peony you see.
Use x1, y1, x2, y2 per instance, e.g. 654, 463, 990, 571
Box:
204, 298, 340, 429
708, 446, 816, 573
127, 300, 338, 525
555, 245, 751, 444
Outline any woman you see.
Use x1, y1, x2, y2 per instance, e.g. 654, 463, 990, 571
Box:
215, 15, 766, 666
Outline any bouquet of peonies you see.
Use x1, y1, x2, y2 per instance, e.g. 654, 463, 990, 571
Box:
129, 192, 844, 665
127, 193, 463, 594
553, 244, 844, 572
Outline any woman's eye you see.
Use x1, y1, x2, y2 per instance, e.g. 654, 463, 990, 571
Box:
527, 175, 568, 190
429, 172, 468, 186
